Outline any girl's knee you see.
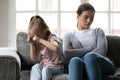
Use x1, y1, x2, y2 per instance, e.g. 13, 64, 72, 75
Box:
42, 67, 52, 80
31, 63, 41, 70
42, 67, 49, 72
42, 67, 52, 75
30, 64, 42, 80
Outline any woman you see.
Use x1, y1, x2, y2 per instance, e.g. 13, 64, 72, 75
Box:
28, 15, 64, 80
63, 3, 115, 80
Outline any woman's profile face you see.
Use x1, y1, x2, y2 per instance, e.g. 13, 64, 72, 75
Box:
77, 10, 95, 30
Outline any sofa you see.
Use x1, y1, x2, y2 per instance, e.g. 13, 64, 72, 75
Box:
0, 32, 120, 80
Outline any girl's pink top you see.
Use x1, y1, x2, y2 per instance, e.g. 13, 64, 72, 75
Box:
35, 34, 63, 69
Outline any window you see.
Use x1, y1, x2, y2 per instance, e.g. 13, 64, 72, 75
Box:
16, 0, 120, 36
89, 0, 120, 35
16, 0, 81, 37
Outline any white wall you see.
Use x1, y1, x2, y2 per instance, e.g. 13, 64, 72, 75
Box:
0, 0, 16, 47
0, 0, 8, 47
8, 0, 16, 47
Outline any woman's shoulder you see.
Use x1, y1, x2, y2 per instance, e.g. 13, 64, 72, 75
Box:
62, 31, 76, 41
64, 30, 76, 37
93, 28, 105, 34
92, 28, 105, 36
94, 28, 104, 32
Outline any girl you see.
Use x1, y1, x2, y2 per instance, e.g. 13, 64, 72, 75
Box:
28, 15, 64, 80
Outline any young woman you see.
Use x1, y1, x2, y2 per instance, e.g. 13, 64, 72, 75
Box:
27, 15, 64, 80
63, 3, 115, 80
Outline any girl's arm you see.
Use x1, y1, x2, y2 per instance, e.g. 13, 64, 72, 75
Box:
29, 43, 38, 61
33, 35, 59, 52
27, 35, 39, 61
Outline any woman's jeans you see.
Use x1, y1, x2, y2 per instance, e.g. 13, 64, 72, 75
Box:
69, 52, 115, 80
30, 63, 63, 80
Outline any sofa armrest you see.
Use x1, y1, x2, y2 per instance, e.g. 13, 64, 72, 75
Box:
0, 47, 21, 80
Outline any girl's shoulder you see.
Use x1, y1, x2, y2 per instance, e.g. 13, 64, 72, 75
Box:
50, 33, 56, 37
48, 33, 57, 41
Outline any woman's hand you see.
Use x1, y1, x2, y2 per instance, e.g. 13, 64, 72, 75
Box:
92, 46, 96, 50
67, 43, 74, 50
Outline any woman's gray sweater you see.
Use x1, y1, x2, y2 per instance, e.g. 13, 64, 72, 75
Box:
63, 28, 108, 57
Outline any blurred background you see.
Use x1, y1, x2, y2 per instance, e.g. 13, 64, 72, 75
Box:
0, 0, 120, 47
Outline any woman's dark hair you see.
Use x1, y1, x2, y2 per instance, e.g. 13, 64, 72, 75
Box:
77, 3, 95, 16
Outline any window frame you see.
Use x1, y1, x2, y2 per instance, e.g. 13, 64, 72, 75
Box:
16, 0, 120, 36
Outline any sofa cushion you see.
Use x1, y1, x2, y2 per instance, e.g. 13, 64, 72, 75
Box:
20, 70, 30, 80
17, 32, 40, 70
0, 57, 20, 80
20, 70, 69, 80
106, 36, 120, 67
52, 74, 68, 80
103, 68, 120, 80
113, 68, 120, 79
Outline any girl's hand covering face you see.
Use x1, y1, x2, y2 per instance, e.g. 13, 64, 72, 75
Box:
33, 35, 40, 42
27, 35, 36, 44
27, 35, 32, 42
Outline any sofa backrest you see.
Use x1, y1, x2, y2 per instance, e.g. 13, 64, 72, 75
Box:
17, 32, 40, 70
17, 32, 120, 70
106, 35, 120, 68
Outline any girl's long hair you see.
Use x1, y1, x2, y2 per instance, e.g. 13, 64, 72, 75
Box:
29, 15, 51, 40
